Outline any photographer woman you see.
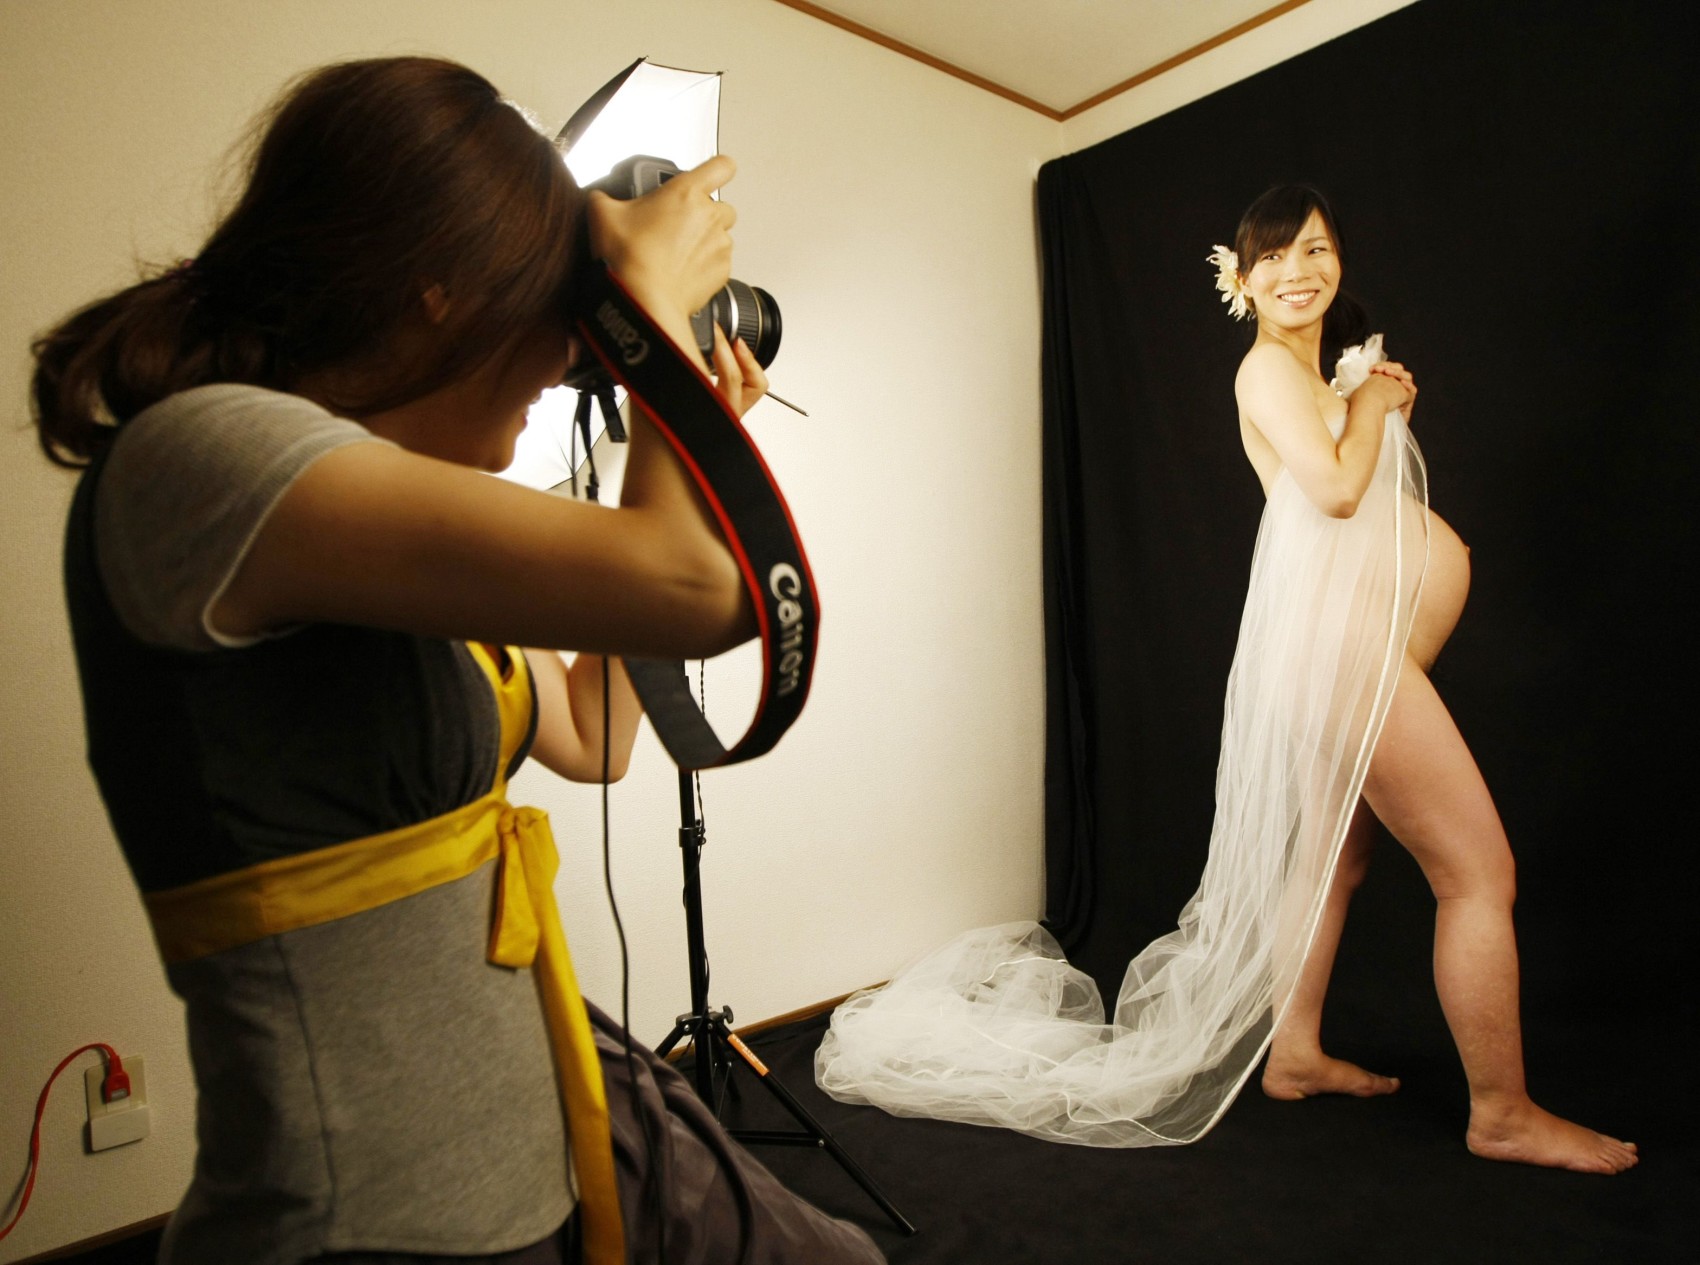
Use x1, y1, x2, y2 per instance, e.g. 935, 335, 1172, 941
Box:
35, 56, 881, 1265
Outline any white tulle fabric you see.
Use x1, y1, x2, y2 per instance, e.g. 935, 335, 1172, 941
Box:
817, 338, 1429, 1146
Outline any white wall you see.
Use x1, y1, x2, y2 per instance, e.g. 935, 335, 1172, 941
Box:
0, 0, 1414, 1256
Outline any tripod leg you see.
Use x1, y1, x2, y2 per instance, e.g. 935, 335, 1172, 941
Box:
653, 1019, 695, 1061
715, 1020, 917, 1236
663, 768, 914, 1236
662, 1015, 722, 1105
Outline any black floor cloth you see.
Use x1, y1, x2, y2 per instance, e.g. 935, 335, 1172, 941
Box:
718, 1011, 1690, 1265
61, 1007, 1690, 1265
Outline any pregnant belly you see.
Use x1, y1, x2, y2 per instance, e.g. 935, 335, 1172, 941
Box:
1409, 509, 1470, 669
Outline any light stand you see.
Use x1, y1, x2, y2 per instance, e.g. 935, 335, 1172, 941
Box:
652, 769, 916, 1237
566, 381, 627, 503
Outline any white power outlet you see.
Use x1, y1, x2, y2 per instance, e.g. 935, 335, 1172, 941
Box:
84, 1055, 149, 1152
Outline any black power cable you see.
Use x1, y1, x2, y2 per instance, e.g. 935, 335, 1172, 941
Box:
599, 654, 664, 1261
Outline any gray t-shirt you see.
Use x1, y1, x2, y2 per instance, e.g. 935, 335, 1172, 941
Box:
67, 385, 573, 1263
94, 384, 374, 651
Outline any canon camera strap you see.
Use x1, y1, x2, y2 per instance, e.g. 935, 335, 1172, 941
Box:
570, 264, 818, 769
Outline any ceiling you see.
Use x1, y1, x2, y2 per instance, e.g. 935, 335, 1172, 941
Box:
774, 0, 1311, 119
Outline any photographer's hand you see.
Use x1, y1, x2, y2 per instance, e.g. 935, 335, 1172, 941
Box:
587, 154, 738, 356
711, 327, 768, 417
583, 153, 756, 647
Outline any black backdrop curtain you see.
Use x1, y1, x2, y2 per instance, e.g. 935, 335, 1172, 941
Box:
1039, 0, 1698, 1073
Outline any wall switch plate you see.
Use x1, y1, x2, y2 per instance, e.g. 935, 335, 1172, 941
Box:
84, 1055, 149, 1152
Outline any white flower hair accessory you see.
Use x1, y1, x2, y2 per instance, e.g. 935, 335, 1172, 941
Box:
1206, 245, 1250, 320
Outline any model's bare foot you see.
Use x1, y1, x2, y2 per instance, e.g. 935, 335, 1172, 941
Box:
1466, 1099, 1639, 1174
1261, 1050, 1400, 1100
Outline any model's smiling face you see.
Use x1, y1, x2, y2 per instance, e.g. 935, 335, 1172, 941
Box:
1243, 209, 1340, 330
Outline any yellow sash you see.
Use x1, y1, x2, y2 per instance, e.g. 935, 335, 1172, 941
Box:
143, 643, 625, 1265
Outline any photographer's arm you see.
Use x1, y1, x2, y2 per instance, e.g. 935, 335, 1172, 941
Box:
526, 650, 642, 782
212, 158, 760, 660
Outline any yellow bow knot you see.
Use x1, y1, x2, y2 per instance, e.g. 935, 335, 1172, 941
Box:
493, 805, 625, 1265
488, 806, 558, 969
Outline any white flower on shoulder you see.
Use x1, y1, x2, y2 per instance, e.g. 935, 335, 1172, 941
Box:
1330, 333, 1387, 398
1206, 245, 1250, 321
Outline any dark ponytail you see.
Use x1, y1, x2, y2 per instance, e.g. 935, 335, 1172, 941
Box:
32, 56, 584, 468
1231, 184, 1369, 363
1320, 290, 1370, 361
32, 267, 224, 467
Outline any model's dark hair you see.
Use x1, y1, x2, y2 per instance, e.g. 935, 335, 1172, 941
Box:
32, 56, 582, 467
1233, 183, 1369, 354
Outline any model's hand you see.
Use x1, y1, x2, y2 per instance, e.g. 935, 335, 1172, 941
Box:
710, 326, 768, 417
586, 155, 737, 326
1367, 360, 1417, 419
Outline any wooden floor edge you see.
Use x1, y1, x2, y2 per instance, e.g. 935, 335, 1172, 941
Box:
662, 986, 879, 1061
17, 1211, 171, 1262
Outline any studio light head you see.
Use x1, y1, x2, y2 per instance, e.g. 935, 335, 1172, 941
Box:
554, 61, 781, 394
504, 59, 800, 497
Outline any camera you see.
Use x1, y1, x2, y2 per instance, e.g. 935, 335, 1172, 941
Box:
584, 155, 782, 373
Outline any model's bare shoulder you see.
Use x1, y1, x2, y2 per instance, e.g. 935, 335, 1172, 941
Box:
1234, 343, 1313, 419
1235, 341, 1305, 389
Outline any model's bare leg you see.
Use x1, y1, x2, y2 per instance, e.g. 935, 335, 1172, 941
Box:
1363, 658, 1637, 1173
1263, 799, 1401, 1099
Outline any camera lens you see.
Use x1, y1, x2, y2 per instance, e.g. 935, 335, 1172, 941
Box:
708, 280, 782, 368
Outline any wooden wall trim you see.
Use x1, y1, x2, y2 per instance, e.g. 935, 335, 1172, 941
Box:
772, 0, 1065, 119
1059, 0, 1316, 120
16, 1212, 171, 1262
661, 987, 871, 1061
771, 0, 1318, 122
